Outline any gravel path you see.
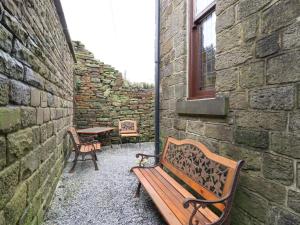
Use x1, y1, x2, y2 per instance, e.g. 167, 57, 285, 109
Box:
43, 143, 166, 225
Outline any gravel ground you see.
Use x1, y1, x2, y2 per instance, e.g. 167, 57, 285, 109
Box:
43, 143, 166, 225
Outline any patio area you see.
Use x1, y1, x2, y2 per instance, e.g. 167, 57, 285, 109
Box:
42, 143, 166, 225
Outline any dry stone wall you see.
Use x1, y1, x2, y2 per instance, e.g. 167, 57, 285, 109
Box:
74, 41, 154, 142
0, 1, 74, 224
160, 0, 300, 224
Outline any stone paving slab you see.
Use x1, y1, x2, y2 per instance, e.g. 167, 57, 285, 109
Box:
43, 143, 166, 225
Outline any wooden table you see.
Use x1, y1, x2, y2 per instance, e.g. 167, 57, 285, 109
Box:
77, 127, 115, 148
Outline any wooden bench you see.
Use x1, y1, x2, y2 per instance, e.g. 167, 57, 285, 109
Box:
131, 137, 244, 225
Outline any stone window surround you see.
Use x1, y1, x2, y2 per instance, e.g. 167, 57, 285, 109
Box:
177, 1, 227, 117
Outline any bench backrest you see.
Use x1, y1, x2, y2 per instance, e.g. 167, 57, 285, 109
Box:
161, 137, 240, 211
119, 120, 138, 134
67, 127, 81, 146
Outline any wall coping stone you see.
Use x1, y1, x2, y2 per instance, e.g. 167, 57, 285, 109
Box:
176, 97, 229, 116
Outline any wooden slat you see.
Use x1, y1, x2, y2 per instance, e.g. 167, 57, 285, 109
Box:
140, 169, 189, 224
147, 169, 211, 225
133, 169, 182, 225
155, 167, 219, 223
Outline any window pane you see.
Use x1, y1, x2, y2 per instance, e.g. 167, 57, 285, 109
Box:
195, 0, 215, 16
199, 12, 216, 90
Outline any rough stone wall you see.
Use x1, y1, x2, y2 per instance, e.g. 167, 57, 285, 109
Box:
160, 0, 300, 224
0, 1, 74, 224
74, 42, 154, 142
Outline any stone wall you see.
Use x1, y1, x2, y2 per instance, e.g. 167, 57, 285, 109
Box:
74, 41, 155, 142
0, 1, 74, 224
160, 0, 300, 224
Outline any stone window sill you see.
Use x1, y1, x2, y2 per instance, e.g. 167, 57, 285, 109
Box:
176, 97, 228, 116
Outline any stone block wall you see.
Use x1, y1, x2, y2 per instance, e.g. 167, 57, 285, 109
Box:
74, 41, 154, 142
160, 0, 300, 224
0, 1, 74, 224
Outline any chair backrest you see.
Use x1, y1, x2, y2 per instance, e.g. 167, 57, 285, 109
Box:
160, 137, 243, 212
67, 127, 81, 146
119, 120, 138, 134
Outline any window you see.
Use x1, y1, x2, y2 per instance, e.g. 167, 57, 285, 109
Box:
189, 0, 216, 99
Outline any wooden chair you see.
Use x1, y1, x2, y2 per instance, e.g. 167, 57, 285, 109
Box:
119, 120, 141, 147
67, 127, 101, 173
131, 137, 244, 225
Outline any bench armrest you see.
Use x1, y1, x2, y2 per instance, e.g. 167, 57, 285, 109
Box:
135, 153, 161, 159
183, 195, 230, 225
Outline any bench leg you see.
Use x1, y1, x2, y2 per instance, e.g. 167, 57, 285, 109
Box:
69, 152, 79, 173
91, 152, 99, 171
134, 182, 142, 198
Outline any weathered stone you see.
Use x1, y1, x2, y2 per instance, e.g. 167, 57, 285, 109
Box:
216, 5, 235, 33
297, 163, 300, 189
2, 11, 28, 42
242, 14, 258, 41
20, 147, 40, 180
229, 92, 248, 109
231, 207, 264, 225
263, 153, 294, 185
32, 126, 40, 148
46, 122, 54, 138
0, 162, 19, 209
216, 46, 252, 70
240, 174, 286, 205
298, 84, 300, 108
216, 68, 238, 91
236, 111, 287, 131
0, 49, 23, 80
187, 120, 204, 136
234, 128, 268, 149
271, 132, 300, 159
0, 74, 9, 106
21, 107, 37, 128
0, 23, 13, 52
10, 80, 31, 105
234, 188, 268, 223
238, 0, 271, 19
240, 61, 264, 88
217, 24, 241, 53
24, 67, 44, 89
30, 88, 40, 107
262, 0, 300, 33
0, 210, 5, 225
40, 124, 47, 144
250, 86, 294, 110
25, 170, 40, 202
283, 21, 300, 50
173, 118, 186, 131
287, 190, 300, 214
205, 124, 233, 142
289, 113, 300, 132
4, 183, 27, 225
0, 107, 20, 133
40, 92, 48, 107
277, 207, 300, 225
0, 136, 6, 169
174, 84, 186, 99
216, 0, 238, 15
36, 108, 43, 125
43, 108, 50, 122
219, 142, 262, 171
256, 33, 280, 58
47, 94, 54, 107
7, 128, 33, 163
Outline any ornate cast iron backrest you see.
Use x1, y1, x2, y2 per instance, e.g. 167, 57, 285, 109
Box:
67, 127, 81, 146
161, 137, 239, 211
119, 120, 138, 134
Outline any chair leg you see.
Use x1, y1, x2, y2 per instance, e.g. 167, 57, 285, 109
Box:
120, 137, 123, 148
139, 136, 141, 148
91, 152, 99, 171
69, 152, 79, 173
95, 153, 98, 161
134, 182, 142, 198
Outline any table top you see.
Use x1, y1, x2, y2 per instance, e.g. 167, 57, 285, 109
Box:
77, 127, 115, 134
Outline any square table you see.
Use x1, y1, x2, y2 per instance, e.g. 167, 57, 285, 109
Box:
77, 127, 115, 148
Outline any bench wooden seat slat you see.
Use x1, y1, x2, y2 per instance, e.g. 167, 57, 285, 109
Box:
147, 168, 212, 224
131, 137, 244, 225
154, 167, 219, 222
134, 169, 183, 225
